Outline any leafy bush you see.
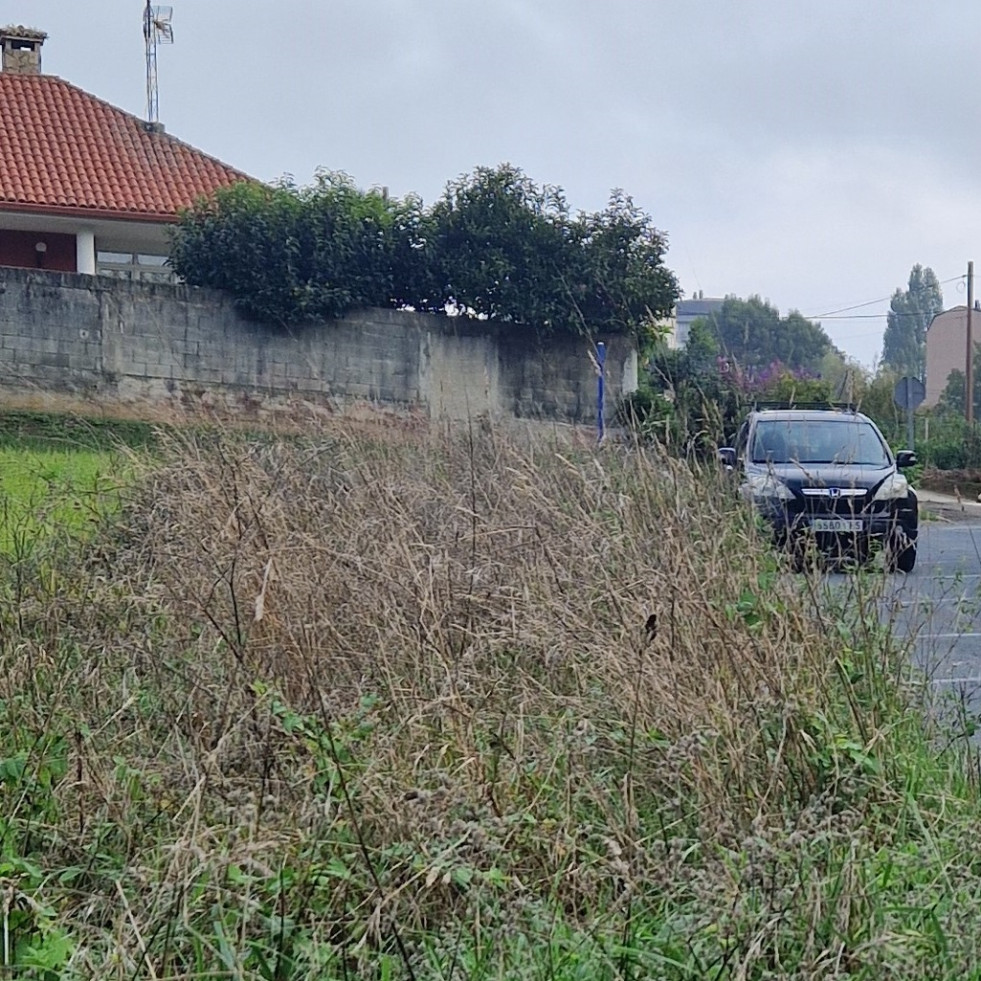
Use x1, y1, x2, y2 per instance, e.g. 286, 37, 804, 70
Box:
170, 165, 681, 337
169, 172, 422, 326
916, 413, 981, 470
566, 189, 680, 337
420, 164, 573, 326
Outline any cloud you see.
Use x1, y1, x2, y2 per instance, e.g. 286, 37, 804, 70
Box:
31, 0, 981, 365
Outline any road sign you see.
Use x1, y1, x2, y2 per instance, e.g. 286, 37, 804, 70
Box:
893, 376, 925, 450
893, 376, 925, 412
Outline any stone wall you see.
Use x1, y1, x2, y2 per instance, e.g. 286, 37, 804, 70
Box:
0, 267, 638, 422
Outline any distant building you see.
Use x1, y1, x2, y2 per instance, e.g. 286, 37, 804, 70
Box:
674, 292, 725, 347
0, 25, 252, 281
924, 305, 979, 407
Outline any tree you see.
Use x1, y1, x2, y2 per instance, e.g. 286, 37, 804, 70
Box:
855, 368, 906, 444
424, 165, 680, 336
420, 164, 575, 327
684, 317, 720, 375
880, 264, 943, 379
938, 351, 981, 420
565, 189, 680, 336
692, 296, 836, 374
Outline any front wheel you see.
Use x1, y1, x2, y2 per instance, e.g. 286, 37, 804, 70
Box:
886, 532, 917, 573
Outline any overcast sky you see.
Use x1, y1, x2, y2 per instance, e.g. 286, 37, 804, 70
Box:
15, 1, 981, 366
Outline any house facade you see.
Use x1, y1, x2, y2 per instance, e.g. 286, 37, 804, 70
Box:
674, 292, 725, 347
0, 25, 250, 281
924, 305, 979, 407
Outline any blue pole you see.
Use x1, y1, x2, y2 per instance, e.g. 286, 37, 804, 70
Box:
597, 341, 606, 443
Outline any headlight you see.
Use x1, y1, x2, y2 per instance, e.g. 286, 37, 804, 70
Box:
872, 472, 909, 502
741, 473, 794, 502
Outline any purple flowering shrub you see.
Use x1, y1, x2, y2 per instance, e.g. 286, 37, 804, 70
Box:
716, 358, 830, 403
623, 346, 835, 455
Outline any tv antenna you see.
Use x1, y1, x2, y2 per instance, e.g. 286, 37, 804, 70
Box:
143, 1, 174, 125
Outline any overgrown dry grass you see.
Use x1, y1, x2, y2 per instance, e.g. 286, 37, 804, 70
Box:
1, 419, 980, 979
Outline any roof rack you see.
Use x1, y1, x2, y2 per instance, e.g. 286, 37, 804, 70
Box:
752, 400, 859, 412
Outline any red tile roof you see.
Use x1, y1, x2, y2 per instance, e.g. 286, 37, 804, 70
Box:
0, 72, 252, 222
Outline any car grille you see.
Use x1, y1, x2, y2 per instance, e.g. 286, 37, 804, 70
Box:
797, 488, 876, 517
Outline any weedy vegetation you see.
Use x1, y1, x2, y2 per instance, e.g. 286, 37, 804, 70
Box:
0, 414, 980, 979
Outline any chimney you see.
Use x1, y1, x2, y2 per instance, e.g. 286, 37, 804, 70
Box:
1, 26, 47, 75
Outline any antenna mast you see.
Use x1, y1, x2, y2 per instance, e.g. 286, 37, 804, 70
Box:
143, 1, 173, 125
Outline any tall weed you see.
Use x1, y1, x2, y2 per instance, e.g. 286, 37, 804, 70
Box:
0, 419, 977, 978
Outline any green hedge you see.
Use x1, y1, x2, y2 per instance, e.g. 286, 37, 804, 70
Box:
169, 166, 680, 338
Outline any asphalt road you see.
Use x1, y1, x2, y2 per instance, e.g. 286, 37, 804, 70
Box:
896, 520, 981, 675
865, 519, 981, 721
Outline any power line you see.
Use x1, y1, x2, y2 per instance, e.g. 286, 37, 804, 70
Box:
821, 312, 938, 321
805, 274, 966, 320
811, 296, 900, 318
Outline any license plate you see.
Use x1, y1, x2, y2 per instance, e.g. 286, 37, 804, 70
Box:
810, 518, 863, 533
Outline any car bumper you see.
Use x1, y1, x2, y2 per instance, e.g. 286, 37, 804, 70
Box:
754, 499, 917, 552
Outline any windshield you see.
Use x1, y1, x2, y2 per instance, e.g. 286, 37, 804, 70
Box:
751, 419, 890, 466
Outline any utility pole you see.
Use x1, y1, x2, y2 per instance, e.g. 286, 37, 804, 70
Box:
968, 261, 975, 426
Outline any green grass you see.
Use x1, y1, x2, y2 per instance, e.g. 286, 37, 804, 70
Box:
0, 410, 167, 555
0, 446, 126, 552
0, 409, 159, 452
0, 410, 156, 553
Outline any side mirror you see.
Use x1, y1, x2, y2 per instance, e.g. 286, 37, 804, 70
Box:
896, 450, 917, 469
718, 447, 737, 470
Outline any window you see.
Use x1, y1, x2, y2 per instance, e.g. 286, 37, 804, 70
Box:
96, 250, 172, 282
751, 419, 889, 467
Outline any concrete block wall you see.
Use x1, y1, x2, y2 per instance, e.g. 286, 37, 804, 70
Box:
0, 267, 638, 422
